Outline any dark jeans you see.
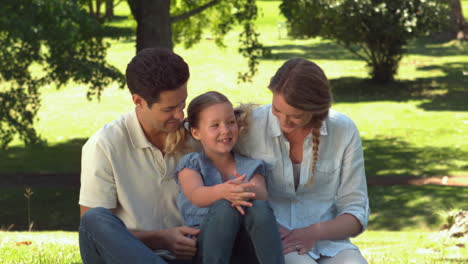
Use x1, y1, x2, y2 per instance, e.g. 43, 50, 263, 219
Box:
195, 200, 285, 264
79, 207, 189, 264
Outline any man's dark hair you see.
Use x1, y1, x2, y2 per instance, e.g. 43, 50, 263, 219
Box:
125, 48, 189, 107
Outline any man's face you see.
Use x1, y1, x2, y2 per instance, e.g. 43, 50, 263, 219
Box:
136, 83, 188, 134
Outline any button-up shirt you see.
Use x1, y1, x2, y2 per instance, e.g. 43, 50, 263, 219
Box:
79, 110, 183, 231
236, 104, 370, 259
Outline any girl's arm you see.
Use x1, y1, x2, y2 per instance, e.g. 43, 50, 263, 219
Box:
178, 168, 256, 208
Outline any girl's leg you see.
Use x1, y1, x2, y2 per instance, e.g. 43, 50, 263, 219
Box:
285, 252, 317, 264
195, 200, 242, 264
317, 249, 368, 264
243, 200, 285, 264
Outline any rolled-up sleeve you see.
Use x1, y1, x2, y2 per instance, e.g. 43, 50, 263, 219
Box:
79, 134, 117, 209
335, 121, 370, 235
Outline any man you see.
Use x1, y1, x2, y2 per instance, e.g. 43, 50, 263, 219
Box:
79, 48, 199, 264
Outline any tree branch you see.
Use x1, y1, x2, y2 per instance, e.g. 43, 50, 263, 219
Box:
171, 0, 220, 23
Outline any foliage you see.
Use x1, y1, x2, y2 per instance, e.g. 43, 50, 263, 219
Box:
171, 0, 270, 81
280, 0, 451, 83
127, 0, 269, 82
0, 0, 125, 149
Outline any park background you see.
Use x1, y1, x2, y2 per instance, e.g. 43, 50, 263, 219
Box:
0, 0, 467, 263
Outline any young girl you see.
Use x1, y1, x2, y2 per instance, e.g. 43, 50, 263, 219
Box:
175, 91, 284, 264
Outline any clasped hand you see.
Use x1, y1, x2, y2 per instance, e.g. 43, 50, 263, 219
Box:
279, 225, 318, 255
218, 173, 255, 215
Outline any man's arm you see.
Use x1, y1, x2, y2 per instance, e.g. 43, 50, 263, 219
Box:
80, 205, 116, 216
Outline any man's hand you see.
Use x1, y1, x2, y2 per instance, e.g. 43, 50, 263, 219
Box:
164, 226, 199, 259
133, 226, 199, 259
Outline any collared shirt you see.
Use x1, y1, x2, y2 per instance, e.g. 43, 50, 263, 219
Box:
235, 104, 370, 259
175, 151, 266, 227
79, 110, 183, 231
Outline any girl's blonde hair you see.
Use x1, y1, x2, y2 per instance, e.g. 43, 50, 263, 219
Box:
268, 58, 333, 186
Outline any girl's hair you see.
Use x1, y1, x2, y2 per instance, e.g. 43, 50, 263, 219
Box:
165, 91, 252, 154
186, 91, 230, 130
269, 58, 333, 186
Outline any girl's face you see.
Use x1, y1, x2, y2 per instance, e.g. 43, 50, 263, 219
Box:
272, 92, 313, 135
191, 102, 239, 157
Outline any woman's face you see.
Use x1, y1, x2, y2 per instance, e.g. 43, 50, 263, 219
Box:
272, 93, 312, 135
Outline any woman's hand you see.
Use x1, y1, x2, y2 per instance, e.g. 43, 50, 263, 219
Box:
281, 224, 320, 255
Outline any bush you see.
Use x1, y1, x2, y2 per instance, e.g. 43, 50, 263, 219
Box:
280, 0, 450, 83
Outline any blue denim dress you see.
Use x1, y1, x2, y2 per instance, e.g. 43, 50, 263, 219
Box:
175, 151, 266, 227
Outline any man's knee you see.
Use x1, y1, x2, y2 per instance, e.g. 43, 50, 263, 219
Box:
80, 207, 114, 231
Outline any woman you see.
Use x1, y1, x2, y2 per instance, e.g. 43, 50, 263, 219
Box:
236, 58, 370, 264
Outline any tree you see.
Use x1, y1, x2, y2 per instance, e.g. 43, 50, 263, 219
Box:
448, 0, 467, 39
126, 0, 267, 81
0, 0, 125, 149
280, 0, 450, 83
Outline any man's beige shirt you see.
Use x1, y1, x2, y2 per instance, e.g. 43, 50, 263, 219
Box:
79, 110, 183, 231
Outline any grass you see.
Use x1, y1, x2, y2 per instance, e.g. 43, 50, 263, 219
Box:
0, 230, 466, 264
0, 232, 81, 264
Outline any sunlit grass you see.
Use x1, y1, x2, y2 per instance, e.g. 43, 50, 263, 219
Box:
0, 230, 466, 264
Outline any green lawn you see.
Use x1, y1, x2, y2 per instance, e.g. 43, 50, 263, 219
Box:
0, 230, 466, 264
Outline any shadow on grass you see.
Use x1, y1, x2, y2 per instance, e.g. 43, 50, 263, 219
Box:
264, 37, 466, 61
265, 42, 360, 61
363, 137, 467, 178
406, 38, 467, 57
1, 185, 464, 231
331, 62, 467, 111
368, 185, 465, 230
0, 187, 80, 231
0, 138, 87, 174
102, 25, 134, 39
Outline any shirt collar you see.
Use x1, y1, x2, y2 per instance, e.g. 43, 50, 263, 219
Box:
126, 109, 153, 149
267, 104, 328, 137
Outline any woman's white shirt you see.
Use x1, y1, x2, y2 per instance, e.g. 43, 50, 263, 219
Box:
235, 104, 370, 259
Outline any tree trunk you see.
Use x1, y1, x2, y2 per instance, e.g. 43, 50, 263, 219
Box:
450, 0, 468, 39
105, 0, 114, 18
128, 0, 173, 52
96, 0, 103, 18
88, 0, 95, 16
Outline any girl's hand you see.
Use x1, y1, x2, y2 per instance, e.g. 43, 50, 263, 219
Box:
281, 224, 319, 255
216, 175, 256, 214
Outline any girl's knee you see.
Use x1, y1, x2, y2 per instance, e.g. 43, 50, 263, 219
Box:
246, 200, 275, 221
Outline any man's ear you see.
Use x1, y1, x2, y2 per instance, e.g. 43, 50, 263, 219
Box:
191, 127, 201, 141
132, 94, 146, 108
